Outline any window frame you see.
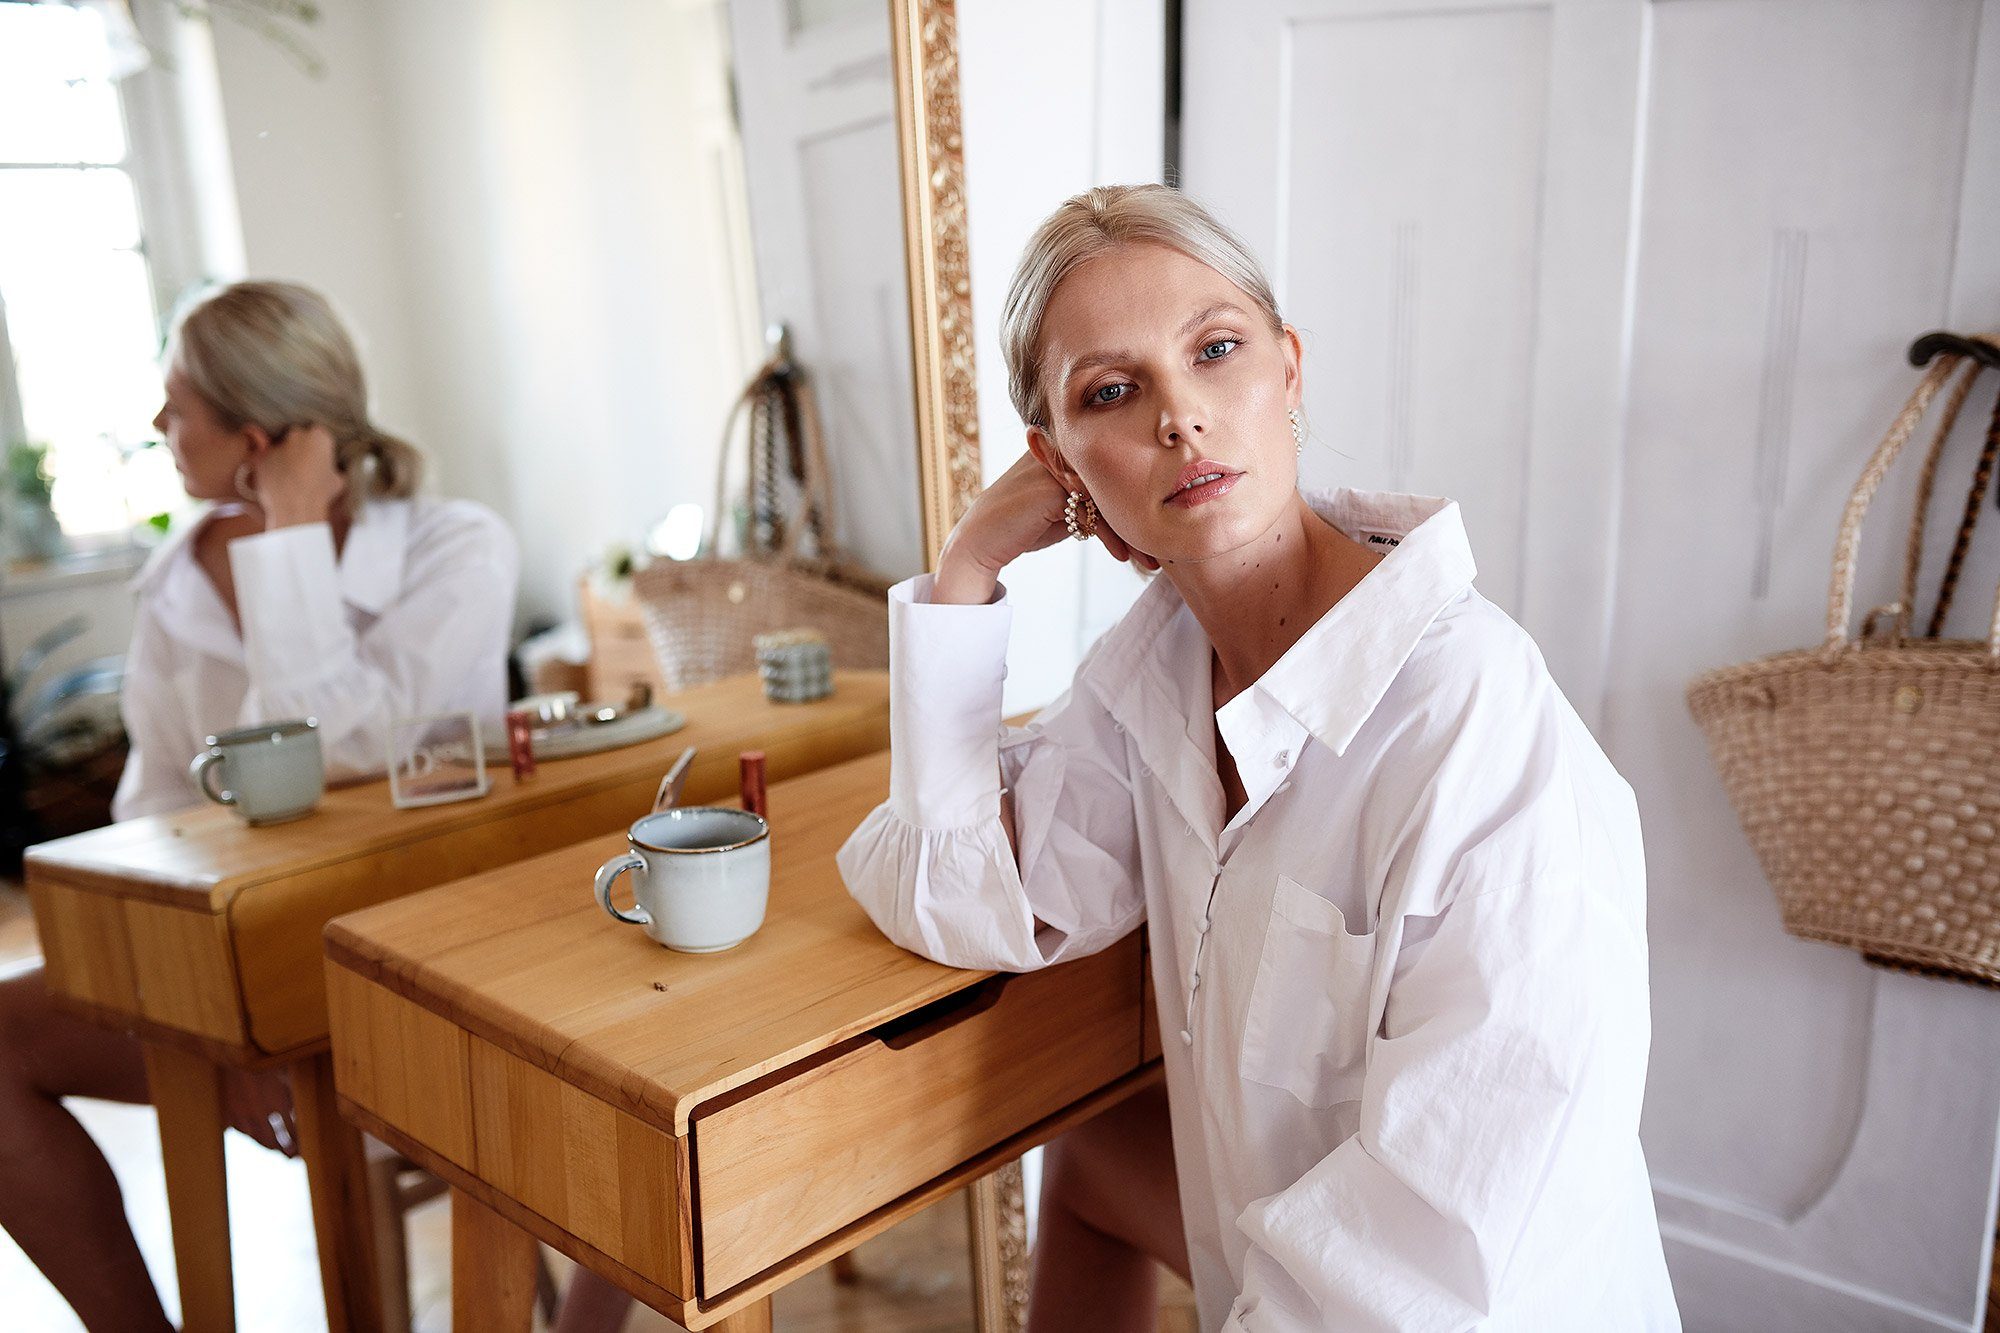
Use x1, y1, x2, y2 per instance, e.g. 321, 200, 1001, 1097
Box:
0, 0, 235, 556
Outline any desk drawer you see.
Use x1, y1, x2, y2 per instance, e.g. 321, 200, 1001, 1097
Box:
691, 932, 1144, 1296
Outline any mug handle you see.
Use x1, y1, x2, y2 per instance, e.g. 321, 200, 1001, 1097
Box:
189, 749, 237, 807
594, 852, 651, 926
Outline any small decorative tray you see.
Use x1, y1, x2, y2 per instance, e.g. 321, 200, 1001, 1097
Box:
484, 695, 686, 761
531, 705, 684, 759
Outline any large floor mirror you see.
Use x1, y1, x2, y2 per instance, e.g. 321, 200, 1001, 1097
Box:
0, 0, 1027, 1328
0, 0, 975, 837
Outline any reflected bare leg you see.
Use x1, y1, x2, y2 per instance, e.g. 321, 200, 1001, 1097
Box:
551, 1265, 635, 1333
0, 965, 173, 1333
1026, 1079, 1188, 1333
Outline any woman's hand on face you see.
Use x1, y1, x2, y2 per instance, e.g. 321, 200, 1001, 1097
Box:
932, 452, 1158, 605
244, 423, 347, 530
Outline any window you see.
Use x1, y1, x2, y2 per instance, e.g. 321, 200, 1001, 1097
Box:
0, 1, 185, 549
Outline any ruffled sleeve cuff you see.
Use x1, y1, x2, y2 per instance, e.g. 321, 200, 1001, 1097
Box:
835, 804, 1053, 971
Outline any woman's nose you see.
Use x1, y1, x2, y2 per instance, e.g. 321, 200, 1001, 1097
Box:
1155, 397, 1208, 447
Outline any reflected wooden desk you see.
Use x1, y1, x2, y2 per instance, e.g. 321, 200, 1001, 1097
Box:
25, 671, 892, 1333
324, 747, 1164, 1330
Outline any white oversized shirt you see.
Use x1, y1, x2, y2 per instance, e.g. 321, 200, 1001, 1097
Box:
837, 488, 1681, 1331
112, 496, 517, 821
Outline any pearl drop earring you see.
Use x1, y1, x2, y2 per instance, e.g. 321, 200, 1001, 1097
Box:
1288, 407, 1304, 454
1064, 490, 1098, 541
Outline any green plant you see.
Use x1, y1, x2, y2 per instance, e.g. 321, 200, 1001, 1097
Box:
6, 442, 54, 509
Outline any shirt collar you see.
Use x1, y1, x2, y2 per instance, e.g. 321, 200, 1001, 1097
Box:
1227, 488, 1477, 758
1081, 487, 1478, 761
133, 515, 242, 665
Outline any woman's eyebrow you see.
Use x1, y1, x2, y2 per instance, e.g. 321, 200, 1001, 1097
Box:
1060, 303, 1254, 384
1178, 302, 1248, 337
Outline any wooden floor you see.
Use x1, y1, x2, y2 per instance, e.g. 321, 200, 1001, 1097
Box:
0, 881, 1200, 1330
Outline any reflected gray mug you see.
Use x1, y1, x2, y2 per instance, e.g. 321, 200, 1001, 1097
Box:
188, 718, 325, 825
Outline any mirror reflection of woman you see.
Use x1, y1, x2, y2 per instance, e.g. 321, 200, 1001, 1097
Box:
0, 281, 517, 1331
839, 186, 1682, 1330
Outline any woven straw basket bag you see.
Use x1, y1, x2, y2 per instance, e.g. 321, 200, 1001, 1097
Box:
631, 354, 890, 693
1686, 342, 2000, 984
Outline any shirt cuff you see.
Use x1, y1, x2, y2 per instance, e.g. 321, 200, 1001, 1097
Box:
888, 572, 1011, 828
230, 522, 353, 688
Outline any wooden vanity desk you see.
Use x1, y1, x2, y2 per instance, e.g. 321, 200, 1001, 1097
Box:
324, 745, 1165, 1330
25, 671, 892, 1333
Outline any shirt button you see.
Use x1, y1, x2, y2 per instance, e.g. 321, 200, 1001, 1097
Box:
1185, 822, 1195, 837
1179, 1028, 1192, 1046
1274, 749, 1289, 768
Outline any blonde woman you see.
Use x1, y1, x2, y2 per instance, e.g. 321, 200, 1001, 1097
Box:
838, 186, 1681, 1331
0, 281, 516, 1331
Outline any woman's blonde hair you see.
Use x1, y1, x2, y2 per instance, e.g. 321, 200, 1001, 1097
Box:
1000, 183, 1283, 430
165, 280, 422, 518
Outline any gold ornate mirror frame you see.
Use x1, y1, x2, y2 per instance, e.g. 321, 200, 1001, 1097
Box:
891, 0, 983, 573
889, 6, 1032, 1328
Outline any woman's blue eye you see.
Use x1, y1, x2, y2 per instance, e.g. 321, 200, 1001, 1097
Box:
1201, 339, 1239, 361
1090, 383, 1129, 405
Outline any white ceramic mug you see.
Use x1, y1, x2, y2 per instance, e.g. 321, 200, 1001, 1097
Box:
188, 718, 324, 825
593, 807, 771, 953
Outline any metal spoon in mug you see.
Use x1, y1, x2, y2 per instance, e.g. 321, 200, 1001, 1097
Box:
652, 746, 698, 813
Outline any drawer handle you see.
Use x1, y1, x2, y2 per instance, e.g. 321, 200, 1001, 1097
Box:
877, 976, 1011, 1050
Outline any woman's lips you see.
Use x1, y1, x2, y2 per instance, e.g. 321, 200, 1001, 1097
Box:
1167, 473, 1240, 508
1164, 460, 1243, 509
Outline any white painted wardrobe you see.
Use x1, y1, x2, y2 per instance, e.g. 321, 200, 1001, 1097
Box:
1178, 1, 2000, 1327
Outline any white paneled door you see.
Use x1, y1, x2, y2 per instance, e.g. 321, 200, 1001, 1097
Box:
728, 0, 926, 582
1184, 0, 2000, 1328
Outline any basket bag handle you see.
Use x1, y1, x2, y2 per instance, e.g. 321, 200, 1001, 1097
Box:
702, 353, 845, 567
1882, 358, 1986, 641
1824, 339, 2000, 665
1921, 374, 2000, 637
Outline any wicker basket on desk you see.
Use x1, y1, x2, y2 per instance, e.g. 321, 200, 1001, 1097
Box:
1686, 342, 2000, 984
632, 345, 890, 693
631, 556, 888, 692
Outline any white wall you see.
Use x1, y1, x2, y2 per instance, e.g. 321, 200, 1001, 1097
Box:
957, 0, 1167, 715
206, 0, 759, 626
1612, 4, 2000, 1326
206, 0, 423, 461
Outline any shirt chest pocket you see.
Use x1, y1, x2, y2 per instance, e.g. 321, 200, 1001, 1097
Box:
1238, 875, 1377, 1108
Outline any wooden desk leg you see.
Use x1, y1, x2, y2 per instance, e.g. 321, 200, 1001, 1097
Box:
450, 1189, 537, 1331
713, 1297, 774, 1332
292, 1053, 388, 1333
967, 1161, 1030, 1333
141, 1043, 236, 1333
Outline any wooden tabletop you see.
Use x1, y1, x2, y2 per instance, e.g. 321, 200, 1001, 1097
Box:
28, 671, 893, 1060
325, 746, 990, 1133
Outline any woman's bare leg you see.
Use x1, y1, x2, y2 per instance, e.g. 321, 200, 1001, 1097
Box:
0, 965, 173, 1333
1027, 1079, 1188, 1333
